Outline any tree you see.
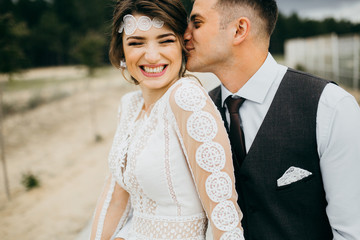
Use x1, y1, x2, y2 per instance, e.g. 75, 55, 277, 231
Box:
181, 0, 193, 15
0, 0, 14, 14
30, 11, 67, 66
0, 81, 11, 200
72, 31, 106, 76
13, 0, 49, 28
0, 13, 28, 80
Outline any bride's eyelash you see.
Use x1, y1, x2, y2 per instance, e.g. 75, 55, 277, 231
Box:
126, 37, 175, 46
128, 42, 143, 46
160, 39, 175, 44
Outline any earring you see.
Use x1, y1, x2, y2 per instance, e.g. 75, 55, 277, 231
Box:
120, 59, 127, 68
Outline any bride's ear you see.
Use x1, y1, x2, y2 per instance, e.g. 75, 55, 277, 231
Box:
233, 17, 250, 45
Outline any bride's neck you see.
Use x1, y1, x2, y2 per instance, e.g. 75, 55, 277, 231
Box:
140, 87, 167, 112
139, 77, 180, 112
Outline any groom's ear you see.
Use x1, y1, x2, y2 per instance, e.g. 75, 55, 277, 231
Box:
232, 17, 250, 45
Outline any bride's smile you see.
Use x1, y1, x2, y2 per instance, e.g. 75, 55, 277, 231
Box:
140, 64, 168, 77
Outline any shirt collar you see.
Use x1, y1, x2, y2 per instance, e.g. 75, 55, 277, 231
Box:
221, 53, 280, 107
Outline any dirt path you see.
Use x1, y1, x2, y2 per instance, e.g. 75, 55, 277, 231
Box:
0, 67, 138, 240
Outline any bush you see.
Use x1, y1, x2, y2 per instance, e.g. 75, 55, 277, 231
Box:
27, 93, 45, 110
95, 134, 103, 142
21, 171, 40, 191
295, 64, 306, 72
2, 101, 17, 116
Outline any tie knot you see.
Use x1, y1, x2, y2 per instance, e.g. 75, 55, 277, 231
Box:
225, 96, 245, 114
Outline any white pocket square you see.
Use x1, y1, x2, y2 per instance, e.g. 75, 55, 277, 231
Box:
277, 166, 312, 187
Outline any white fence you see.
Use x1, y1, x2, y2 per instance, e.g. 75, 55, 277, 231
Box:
285, 33, 360, 89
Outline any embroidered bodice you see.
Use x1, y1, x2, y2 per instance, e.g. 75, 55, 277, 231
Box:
91, 78, 244, 240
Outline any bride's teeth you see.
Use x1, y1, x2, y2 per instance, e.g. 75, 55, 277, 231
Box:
144, 66, 164, 73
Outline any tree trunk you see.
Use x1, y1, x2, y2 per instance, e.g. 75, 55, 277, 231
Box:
0, 82, 11, 200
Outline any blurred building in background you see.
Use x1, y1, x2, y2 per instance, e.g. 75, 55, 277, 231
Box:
285, 33, 360, 89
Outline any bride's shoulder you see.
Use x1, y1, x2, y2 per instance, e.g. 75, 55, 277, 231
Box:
168, 77, 210, 112
117, 90, 143, 115
120, 90, 142, 104
168, 77, 205, 95
177, 76, 203, 87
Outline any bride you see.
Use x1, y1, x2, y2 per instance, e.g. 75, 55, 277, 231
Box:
90, 0, 244, 239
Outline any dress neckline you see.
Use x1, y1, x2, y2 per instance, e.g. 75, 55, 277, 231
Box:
136, 77, 192, 120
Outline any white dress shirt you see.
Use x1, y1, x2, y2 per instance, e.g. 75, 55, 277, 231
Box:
221, 53, 360, 240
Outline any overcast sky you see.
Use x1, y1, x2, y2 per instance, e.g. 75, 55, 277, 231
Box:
276, 0, 360, 23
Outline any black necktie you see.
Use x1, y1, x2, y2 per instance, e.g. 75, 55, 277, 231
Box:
225, 96, 246, 165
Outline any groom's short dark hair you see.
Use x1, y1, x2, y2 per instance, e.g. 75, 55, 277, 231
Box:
215, 0, 278, 37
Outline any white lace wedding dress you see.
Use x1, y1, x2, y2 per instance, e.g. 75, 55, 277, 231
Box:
91, 78, 244, 240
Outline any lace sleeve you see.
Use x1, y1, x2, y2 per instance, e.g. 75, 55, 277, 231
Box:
169, 81, 245, 240
90, 174, 131, 240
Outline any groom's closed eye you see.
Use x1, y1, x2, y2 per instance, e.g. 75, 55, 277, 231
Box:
189, 14, 203, 29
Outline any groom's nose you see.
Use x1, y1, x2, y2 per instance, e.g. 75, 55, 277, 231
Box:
184, 25, 192, 43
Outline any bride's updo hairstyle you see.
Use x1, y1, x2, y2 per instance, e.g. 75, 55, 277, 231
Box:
109, 0, 188, 80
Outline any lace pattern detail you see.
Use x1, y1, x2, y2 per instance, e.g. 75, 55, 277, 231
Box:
174, 82, 243, 238
277, 166, 313, 187
119, 15, 164, 35
211, 200, 239, 232
196, 142, 226, 173
107, 91, 159, 217
133, 212, 207, 240
220, 228, 245, 240
124, 109, 159, 215
175, 83, 207, 112
187, 111, 218, 142
108, 92, 143, 184
123, 99, 167, 215
205, 172, 232, 203
164, 105, 182, 216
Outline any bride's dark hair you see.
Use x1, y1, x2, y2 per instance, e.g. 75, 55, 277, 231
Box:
109, 0, 188, 83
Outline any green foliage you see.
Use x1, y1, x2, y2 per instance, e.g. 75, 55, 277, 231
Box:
270, 12, 360, 54
295, 64, 306, 72
0, 0, 110, 69
1, 0, 360, 70
0, 13, 29, 79
30, 12, 67, 66
21, 171, 40, 191
72, 32, 106, 75
2, 80, 72, 117
27, 92, 45, 110
95, 134, 104, 143
181, 0, 193, 15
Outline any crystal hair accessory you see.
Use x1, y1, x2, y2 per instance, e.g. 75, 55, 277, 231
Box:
118, 14, 164, 35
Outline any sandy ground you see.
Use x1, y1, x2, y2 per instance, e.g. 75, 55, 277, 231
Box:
0, 67, 138, 240
0, 67, 219, 240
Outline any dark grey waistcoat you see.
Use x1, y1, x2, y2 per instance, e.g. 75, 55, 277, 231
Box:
209, 69, 333, 240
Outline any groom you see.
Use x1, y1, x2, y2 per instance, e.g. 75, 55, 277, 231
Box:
185, 0, 360, 239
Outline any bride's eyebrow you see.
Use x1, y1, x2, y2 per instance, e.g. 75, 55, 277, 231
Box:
157, 33, 176, 39
126, 36, 145, 41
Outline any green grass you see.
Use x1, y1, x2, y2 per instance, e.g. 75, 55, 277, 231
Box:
2, 65, 112, 92
4, 77, 81, 92
1, 65, 115, 117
